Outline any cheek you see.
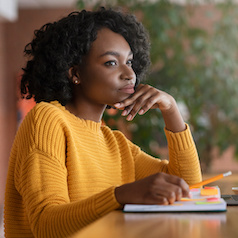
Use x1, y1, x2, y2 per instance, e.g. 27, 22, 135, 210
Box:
80, 68, 120, 96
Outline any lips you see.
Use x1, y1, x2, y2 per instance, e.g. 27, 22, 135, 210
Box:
119, 84, 135, 94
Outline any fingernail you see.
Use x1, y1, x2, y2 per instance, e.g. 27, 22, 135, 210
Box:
114, 103, 121, 108
121, 110, 128, 116
126, 114, 132, 121
138, 109, 144, 115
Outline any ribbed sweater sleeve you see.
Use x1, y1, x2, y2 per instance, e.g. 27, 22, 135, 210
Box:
132, 124, 202, 185
165, 125, 202, 185
16, 151, 119, 238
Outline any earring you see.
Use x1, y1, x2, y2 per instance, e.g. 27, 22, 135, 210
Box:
74, 80, 79, 84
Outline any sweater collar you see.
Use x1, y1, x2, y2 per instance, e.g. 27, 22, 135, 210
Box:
50, 101, 102, 132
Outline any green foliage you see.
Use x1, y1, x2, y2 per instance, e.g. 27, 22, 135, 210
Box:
77, 0, 238, 171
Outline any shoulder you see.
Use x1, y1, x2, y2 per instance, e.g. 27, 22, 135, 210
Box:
18, 101, 66, 142
16, 101, 67, 157
24, 101, 65, 126
32, 101, 64, 120
12, 102, 67, 179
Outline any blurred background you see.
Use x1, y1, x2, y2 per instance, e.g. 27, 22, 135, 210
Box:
1, 0, 238, 236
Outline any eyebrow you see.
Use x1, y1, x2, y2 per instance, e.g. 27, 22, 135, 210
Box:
99, 51, 133, 58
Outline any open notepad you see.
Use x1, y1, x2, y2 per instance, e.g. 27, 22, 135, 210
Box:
123, 186, 227, 213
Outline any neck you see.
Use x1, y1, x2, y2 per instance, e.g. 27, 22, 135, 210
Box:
65, 100, 106, 122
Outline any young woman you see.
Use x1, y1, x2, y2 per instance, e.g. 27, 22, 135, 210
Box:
4, 7, 202, 238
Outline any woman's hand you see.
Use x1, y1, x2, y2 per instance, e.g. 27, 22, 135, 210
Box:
114, 173, 190, 205
114, 84, 186, 132
115, 84, 174, 119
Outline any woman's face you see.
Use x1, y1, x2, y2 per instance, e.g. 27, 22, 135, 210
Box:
75, 27, 136, 107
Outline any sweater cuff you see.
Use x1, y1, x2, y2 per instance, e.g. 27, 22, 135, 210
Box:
95, 186, 121, 217
164, 123, 194, 151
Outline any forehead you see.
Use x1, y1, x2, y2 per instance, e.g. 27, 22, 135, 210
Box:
88, 28, 132, 57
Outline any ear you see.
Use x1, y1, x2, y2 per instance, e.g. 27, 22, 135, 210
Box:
68, 66, 80, 85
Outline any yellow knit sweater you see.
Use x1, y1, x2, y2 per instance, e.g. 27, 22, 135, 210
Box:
4, 101, 201, 237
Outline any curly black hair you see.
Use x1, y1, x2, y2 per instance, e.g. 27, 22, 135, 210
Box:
21, 7, 151, 105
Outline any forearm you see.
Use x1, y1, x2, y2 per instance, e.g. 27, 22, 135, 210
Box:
27, 186, 120, 237
19, 152, 121, 237
165, 124, 202, 185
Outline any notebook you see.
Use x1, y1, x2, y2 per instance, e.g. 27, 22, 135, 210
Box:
123, 187, 227, 213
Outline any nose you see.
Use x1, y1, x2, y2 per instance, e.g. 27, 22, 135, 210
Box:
120, 65, 136, 82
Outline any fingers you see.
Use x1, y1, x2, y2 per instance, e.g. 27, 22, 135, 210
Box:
115, 173, 190, 206
114, 84, 161, 121
142, 194, 170, 205
162, 173, 190, 198
114, 84, 175, 121
155, 183, 183, 204
150, 173, 189, 204
147, 173, 190, 204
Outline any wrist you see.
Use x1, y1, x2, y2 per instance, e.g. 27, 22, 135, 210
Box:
162, 103, 186, 133
159, 96, 177, 114
114, 185, 127, 205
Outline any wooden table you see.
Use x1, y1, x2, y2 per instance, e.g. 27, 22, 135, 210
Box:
72, 208, 238, 238
72, 174, 238, 238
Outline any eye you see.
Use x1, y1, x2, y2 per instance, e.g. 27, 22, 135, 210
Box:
127, 59, 133, 67
105, 60, 117, 66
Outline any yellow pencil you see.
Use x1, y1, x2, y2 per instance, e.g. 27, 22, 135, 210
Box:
189, 171, 232, 189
